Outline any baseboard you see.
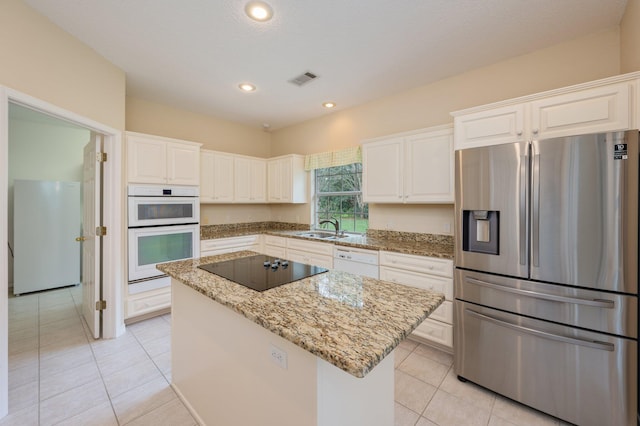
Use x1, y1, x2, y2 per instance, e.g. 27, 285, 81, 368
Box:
124, 307, 171, 325
171, 382, 206, 426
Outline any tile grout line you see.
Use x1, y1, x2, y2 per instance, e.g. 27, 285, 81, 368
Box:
115, 325, 175, 424
86, 329, 123, 426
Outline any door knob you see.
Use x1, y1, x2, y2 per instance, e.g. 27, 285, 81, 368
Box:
75, 236, 86, 242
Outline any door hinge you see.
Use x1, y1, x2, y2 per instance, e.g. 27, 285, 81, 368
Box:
96, 300, 106, 311
97, 152, 107, 162
96, 226, 107, 236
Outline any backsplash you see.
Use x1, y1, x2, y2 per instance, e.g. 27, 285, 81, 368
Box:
201, 221, 309, 239
366, 228, 454, 246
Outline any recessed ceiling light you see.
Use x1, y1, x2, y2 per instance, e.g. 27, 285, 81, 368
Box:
239, 83, 256, 92
322, 102, 336, 109
245, 1, 273, 21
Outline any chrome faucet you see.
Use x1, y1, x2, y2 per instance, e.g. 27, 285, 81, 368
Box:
319, 217, 340, 237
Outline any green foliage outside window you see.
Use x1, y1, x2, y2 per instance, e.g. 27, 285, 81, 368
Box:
315, 163, 368, 233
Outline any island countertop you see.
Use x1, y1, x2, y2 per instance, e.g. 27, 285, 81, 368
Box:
157, 250, 445, 378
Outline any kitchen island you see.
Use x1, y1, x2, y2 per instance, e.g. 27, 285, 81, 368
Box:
157, 251, 444, 426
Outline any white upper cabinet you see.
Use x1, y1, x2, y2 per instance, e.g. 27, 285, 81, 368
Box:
127, 132, 201, 185
530, 82, 630, 140
404, 131, 454, 203
452, 74, 639, 150
267, 155, 307, 203
453, 104, 526, 150
361, 137, 404, 202
200, 150, 234, 203
362, 125, 454, 204
235, 157, 267, 203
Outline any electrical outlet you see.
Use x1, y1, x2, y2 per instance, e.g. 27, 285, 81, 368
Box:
269, 344, 287, 369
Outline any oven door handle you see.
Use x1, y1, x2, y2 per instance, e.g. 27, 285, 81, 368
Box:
465, 277, 615, 309
465, 309, 615, 351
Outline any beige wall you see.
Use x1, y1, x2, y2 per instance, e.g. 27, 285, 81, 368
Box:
200, 204, 273, 225
269, 27, 621, 234
271, 28, 620, 156
126, 97, 271, 158
0, 0, 125, 129
621, 0, 640, 73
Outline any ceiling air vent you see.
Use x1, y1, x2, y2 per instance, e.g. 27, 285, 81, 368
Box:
288, 71, 318, 86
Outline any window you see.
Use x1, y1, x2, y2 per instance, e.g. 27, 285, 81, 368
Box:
315, 163, 368, 233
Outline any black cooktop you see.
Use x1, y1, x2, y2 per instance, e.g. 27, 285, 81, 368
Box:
198, 255, 328, 292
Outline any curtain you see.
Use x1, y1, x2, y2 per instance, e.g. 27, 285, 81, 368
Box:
304, 146, 362, 171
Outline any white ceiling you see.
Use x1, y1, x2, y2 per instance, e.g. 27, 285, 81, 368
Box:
24, 0, 627, 130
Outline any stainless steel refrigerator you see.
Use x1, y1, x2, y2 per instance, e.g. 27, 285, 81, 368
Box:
454, 131, 638, 426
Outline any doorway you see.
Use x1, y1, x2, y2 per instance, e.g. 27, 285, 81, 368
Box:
0, 87, 124, 419
8, 104, 90, 297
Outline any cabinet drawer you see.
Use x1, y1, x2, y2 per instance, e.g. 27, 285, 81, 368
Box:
201, 235, 259, 251
126, 289, 171, 319
286, 238, 334, 256
263, 235, 287, 247
412, 319, 453, 348
379, 251, 453, 278
379, 266, 452, 300
286, 249, 333, 269
263, 245, 287, 258
429, 300, 453, 324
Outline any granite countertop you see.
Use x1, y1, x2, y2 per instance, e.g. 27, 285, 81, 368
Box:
158, 250, 445, 378
200, 222, 454, 259
269, 230, 453, 259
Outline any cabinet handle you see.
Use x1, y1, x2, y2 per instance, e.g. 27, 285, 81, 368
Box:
516, 130, 523, 136
532, 128, 539, 134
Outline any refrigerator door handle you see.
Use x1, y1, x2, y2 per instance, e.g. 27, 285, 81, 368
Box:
465, 309, 615, 351
531, 150, 540, 267
519, 153, 528, 265
465, 277, 616, 308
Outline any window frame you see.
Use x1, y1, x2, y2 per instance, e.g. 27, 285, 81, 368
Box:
313, 163, 368, 234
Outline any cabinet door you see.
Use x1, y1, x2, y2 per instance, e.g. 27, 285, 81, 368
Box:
362, 137, 403, 203
279, 158, 293, 202
213, 153, 235, 202
127, 136, 167, 183
200, 151, 215, 202
267, 159, 282, 202
531, 82, 631, 140
404, 131, 454, 203
286, 249, 333, 269
250, 159, 267, 202
234, 157, 252, 203
167, 142, 200, 185
453, 104, 525, 150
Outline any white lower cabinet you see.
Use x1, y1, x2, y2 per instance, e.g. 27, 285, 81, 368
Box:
126, 287, 171, 320
262, 235, 288, 258
379, 251, 454, 351
286, 238, 333, 269
201, 235, 262, 257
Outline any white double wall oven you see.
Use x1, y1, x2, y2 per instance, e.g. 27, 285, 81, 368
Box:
127, 184, 200, 294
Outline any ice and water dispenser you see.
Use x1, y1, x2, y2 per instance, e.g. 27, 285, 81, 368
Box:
461, 210, 499, 255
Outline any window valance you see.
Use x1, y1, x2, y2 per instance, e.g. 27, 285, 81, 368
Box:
304, 146, 362, 171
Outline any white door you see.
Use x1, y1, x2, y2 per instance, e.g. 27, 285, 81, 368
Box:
82, 134, 102, 339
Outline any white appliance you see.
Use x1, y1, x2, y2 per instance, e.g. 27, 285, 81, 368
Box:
13, 179, 81, 295
333, 246, 379, 279
127, 184, 199, 294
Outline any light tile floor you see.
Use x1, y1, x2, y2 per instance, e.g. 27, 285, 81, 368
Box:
2, 286, 567, 426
